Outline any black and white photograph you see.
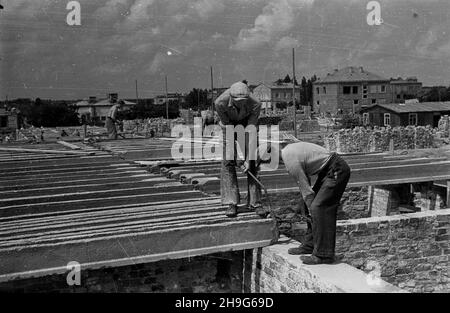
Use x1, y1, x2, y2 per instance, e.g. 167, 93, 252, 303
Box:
0, 0, 450, 299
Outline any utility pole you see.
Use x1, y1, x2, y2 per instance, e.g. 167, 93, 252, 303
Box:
210, 66, 214, 114
197, 89, 200, 114
292, 48, 297, 138
165, 75, 169, 119
135, 80, 139, 107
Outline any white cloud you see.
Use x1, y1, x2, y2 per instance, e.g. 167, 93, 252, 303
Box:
232, 0, 314, 50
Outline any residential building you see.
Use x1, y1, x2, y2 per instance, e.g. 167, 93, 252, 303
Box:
0, 107, 19, 139
154, 93, 185, 105
390, 77, 422, 103
313, 66, 392, 115
360, 102, 450, 127
74, 93, 135, 122
252, 83, 272, 110
270, 82, 301, 104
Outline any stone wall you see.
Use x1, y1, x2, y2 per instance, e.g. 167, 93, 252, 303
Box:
244, 239, 404, 293
264, 188, 369, 238
324, 126, 435, 153
336, 209, 450, 293
0, 252, 244, 293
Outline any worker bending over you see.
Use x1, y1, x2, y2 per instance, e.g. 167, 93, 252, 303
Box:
215, 81, 264, 218
281, 141, 350, 265
106, 100, 123, 140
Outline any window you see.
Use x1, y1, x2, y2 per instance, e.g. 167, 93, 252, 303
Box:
409, 113, 418, 126
285, 92, 289, 99
316, 101, 320, 105
380, 85, 386, 93
397, 94, 401, 99
0, 116, 7, 128
362, 85, 368, 99
316, 87, 320, 94
343, 86, 351, 94
323, 86, 327, 94
101, 116, 106, 121
352, 86, 359, 94
363, 113, 369, 125
371, 99, 377, 104
353, 99, 359, 105
384, 113, 391, 126
275, 93, 279, 98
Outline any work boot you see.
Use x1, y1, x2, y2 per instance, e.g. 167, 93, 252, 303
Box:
225, 204, 238, 218
252, 204, 268, 218
300, 255, 335, 265
287, 245, 313, 255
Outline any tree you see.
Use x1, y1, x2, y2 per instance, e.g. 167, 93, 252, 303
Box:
419, 86, 450, 102
283, 74, 292, 83
26, 99, 79, 127
183, 88, 209, 111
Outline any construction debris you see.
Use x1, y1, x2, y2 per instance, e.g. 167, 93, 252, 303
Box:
324, 126, 435, 153
56, 140, 81, 150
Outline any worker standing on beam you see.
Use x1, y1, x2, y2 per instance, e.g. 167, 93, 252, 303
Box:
215, 80, 264, 218
105, 100, 123, 140
281, 141, 351, 265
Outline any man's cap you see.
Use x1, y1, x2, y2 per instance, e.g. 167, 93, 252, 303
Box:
229, 81, 250, 100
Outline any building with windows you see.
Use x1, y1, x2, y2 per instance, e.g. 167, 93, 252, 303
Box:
390, 77, 422, 103
270, 83, 301, 105
74, 93, 135, 123
154, 93, 186, 105
360, 102, 450, 127
0, 107, 19, 139
252, 83, 272, 111
313, 66, 392, 115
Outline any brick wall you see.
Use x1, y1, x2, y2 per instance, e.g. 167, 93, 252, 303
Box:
243, 239, 404, 293
265, 188, 369, 238
0, 252, 244, 293
336, 209, 450, 293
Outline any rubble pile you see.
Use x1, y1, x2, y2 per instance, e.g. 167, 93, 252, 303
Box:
325, 126, 434, 153
123, 117, 185, 137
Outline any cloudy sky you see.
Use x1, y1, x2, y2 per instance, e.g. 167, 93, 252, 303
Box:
1, 0, 450, 100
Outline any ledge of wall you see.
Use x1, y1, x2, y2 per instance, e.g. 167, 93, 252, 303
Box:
245, 237, 405, 293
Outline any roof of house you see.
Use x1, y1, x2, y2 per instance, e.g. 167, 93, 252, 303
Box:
316, 66, 388, 84
361, 102, 450, 114
74, 99, 135, 107
390, 77, 422, 85
270, 83, 299, 89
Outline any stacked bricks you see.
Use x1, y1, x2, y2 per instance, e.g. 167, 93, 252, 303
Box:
438, 115, 449, 138
324, 126, 434, 153
263, 188, 369, 239
412, 183, 447, 211
0, 252, 244, 293
368, 186, 401, 217
244, 248, 341, 293
336, 209, 450, 293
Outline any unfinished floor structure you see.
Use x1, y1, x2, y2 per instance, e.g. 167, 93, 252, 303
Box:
0, 138, 449, 292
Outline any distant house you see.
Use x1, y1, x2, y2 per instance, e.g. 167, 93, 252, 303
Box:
270, 82, 300, 105
390, 77, 422, 103
313, 66, 392, 115
252, 83, 272, 111
74, 93, 135, 123
360, 102, 450, 127
154, 93, 185, 105
0, 107, 19, 139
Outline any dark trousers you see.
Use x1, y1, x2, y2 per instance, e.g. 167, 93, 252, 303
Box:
303, 154, 350, 258
105, 117, 117, 140
220, 123, 261, 207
